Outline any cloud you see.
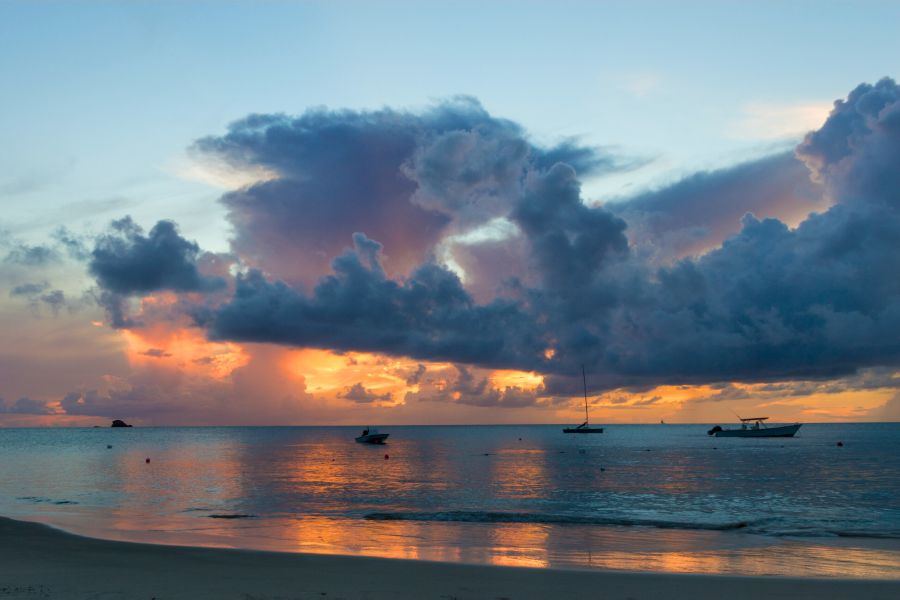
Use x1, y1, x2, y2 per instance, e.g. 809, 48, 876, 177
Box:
9, 281, 70, 316
407, 364, 541, 408
193, 96, 635, 283
341, 383, 392, 404
796, 77, 900, 209
732, 101, 831, 140
607, 152, 824, 260
3, 243, 59, 266
199, 80, 900, 394
52, 227, 90, 261
880, 390, 900, 421
405, 363, 427, 385
10, 282, 49, 297
0, 396, 53, 415
207, 232, 546, 369
89, 217, 226, 296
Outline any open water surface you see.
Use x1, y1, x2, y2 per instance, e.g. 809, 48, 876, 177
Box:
1, 423, 898, 577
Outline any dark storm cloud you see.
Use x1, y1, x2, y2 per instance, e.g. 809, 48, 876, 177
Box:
511, 163, 629, 294
194, 97, 634, 281
797, 77, 900, 208
197, 80, 900, 393
341, 383, 391, 404
0, 396, 53, 415
607, 152, 822, 259
89, 217, 226, 296
208, 233, 547, 369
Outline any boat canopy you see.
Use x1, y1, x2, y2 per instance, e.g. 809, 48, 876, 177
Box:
739, 417, 768, 422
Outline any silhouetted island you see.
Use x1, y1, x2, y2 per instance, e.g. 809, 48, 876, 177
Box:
110, 420, 132, 428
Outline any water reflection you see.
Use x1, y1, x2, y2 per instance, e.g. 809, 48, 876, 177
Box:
38, 513, 898, 579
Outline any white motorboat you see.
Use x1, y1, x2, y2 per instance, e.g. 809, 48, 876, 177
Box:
355, 427, 389, 444
707, 417, 802, 438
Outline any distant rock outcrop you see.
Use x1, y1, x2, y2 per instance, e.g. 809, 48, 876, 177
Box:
110, 419, 132, 428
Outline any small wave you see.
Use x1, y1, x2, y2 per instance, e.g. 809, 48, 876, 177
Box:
772, 528, 900, 540
364, 511, 752, 531
832, 530, 900, 540
16, 496, 79, 505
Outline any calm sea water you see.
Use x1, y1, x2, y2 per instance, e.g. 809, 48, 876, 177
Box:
1, 424, 898, 577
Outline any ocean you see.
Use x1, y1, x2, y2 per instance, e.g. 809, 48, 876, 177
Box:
1, 423, 898, 577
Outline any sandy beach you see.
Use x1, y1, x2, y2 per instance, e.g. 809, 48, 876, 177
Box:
1, 516, 897, 600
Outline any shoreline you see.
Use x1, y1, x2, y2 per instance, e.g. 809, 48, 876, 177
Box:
2, 516, 899, 600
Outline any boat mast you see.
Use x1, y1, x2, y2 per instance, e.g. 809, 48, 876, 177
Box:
582, 365, 589, 425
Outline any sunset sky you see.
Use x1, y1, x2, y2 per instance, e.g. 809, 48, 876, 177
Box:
1, 1, 899, 425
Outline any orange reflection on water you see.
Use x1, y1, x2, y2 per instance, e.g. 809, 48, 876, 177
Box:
491, 448, 548, 500
486, 523, 550, 568
585, 543, 900, 578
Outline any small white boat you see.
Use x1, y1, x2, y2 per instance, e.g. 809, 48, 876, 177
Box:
707, 417, 801, 438
355, 427, 389, 444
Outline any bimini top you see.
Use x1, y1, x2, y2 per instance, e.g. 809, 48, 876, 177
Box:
739, 417, 769, 422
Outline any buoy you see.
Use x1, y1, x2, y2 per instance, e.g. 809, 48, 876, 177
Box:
145, 458, 150, 463
384, 454, 389, 460
837, 441, 844, 447
107, 445, 112, 449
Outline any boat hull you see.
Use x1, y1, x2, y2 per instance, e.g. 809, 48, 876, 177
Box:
562, 427, 604, 433
712, 424, 802, 438
355, 433, 389, 444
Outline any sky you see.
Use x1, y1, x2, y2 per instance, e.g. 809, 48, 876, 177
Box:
1, 0, 899, 426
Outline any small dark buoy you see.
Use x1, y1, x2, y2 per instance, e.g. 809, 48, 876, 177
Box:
578, 449, 586, 454
384, 454, 389, 460
106, 444, 112, 449
483, 452, 490, 456
837, 441, 844, 447
600, 467, 605, 472
518, 437, 522, 441
145, 458, 150, 463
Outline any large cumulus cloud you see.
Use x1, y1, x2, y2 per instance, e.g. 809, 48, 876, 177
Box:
193, 96, 634, 283
199, 79, 900, 393
797, 77, 900, 208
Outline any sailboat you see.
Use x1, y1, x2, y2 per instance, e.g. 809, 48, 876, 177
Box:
563, 366, 604, 434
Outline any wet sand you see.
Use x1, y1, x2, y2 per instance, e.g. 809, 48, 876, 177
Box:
1, 516, 898, 600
